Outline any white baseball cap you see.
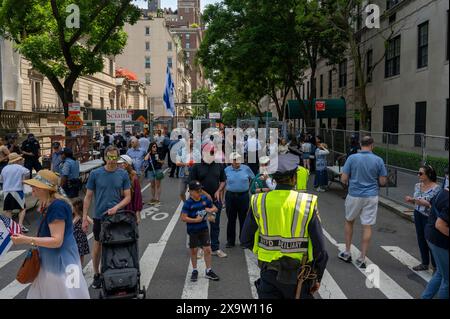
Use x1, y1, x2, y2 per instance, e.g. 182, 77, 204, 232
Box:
229, 152, 242, 161
118, 154, 133, 165
259, 156, 270, 165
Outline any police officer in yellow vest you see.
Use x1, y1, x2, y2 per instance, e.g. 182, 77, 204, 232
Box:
241, 153, 328, 299
296, 165, 309, 191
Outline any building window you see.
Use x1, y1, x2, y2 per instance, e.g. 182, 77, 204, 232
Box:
385, 35, 401, 78
73, 90, 79, 102
145, 42, 150, 51
110, 99, 114, 109
417, 21, 428, 68
366, 50, 373, 82
168, 42, 172, 51
145, 73, 151, 85
339, 60, 347, 88
185, 8, 189, 13
186, 33, 190, 40
186, 42, 190, 49
31, 81, 42, 108
328, 70, 332, 95
319, 74, 323, 97
168, 57, 173, 68
100, 97, 105, 109
414, 102, 427, 147
383, 105, 399, 144
145, 56, 151, 69
180, 16, 183, 20
88, 94, 93, 106
109, 59, 114, 76
386, 0, 399, 10
145, 26, 150, 35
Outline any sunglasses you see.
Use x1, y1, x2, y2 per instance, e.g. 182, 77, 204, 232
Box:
106, 155, 119, 161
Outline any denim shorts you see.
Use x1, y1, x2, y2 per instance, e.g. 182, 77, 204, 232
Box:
146, 169, 163, 181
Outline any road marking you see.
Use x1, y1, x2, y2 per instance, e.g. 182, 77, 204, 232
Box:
139, 200, 183, 292
0, 280, 30, 299
381, 246, 432, 283
322, 228, 413, 299
141, 181, 152, 193
244, 249, 259, 299
182, 245, 208, 299
0, 250, 25, 270
319, 270, 347, 299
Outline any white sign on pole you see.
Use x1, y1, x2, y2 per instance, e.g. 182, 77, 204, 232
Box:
209, 113, 221, 120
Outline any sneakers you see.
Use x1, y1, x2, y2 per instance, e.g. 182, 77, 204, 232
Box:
316, 187, 326, 192
413, 264, 429, 271
211, 250, 227, 258
20, 225, 29, 233
197, 249, 204, 259
92, 274, 102, 289
338, 251, 352, 263
205, 269, 220, 281
190, 270, 198, 282
355, 257, 367, 269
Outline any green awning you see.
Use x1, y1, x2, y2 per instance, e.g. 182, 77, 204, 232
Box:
286, 99, 346, 119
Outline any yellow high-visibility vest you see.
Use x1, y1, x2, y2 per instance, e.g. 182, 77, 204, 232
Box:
250, 190, 317, 263
296, 166, 310, 191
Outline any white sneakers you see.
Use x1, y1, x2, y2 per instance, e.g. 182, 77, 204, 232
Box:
211, 250, 227, 258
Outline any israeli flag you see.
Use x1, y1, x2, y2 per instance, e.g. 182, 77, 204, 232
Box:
163, 65, 175, 117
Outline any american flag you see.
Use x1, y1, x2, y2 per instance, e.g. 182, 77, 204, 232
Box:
0, 215, 22, 236
0, 215, 22, 259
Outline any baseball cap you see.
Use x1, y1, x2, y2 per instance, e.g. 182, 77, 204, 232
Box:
188, 180, 203, 191
229, 152, 242, 161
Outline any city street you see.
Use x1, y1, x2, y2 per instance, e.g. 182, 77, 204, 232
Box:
0, 172, 431, 299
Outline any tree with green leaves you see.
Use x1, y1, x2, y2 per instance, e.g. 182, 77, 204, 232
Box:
0, 0, 141, 119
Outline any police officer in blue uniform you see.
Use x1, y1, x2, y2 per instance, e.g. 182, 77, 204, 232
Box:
241, 153, 328, 299
21, 133, 42, 179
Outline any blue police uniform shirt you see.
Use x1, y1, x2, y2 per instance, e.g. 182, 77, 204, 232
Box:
61, 158, 80, 180
51, 152, 63, 174
182, 195, 213, 235
86, 167, 131, 219
342, 150, 387, 197
224, 164, 255, 192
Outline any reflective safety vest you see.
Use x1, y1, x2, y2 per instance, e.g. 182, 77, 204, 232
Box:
296, 166, 310, 191
250, 190, 317, 264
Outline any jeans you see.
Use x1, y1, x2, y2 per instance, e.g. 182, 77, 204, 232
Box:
314, 169, 328, 188
414, 210, 436, 267
225, 191, 250, 245
209, 200, 222, 252
421, 241, 449, 299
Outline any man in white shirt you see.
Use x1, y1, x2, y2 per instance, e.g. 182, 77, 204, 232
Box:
139, 133, 150, 153
0, 153, 30, 233
245, 132, 262, 175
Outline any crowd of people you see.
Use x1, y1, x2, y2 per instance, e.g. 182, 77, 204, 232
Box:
0, 127, 448, 299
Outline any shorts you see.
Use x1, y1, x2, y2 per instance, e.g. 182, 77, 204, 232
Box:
302, 152, 310, 160
345, 195, 379, 225
146, 169, 163, 181
189, 229, 211, 248
93, 218, 102, 241
179, 178, 189, 196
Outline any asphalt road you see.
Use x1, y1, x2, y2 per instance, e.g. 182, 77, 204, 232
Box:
0, 170, 432, 299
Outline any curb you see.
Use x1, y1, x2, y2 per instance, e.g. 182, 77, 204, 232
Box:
379, 196, 414, 223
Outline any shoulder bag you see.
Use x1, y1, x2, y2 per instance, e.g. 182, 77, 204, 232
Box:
16, 208, 47, 284
149, 156, 164, 180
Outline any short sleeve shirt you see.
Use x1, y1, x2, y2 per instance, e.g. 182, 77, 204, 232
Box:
425, 189, 449, 250
342, 151, 387, 197
182, 195, 213, 234
61, 158, 80, 180
51, 152, 63, 175
86, 167, 131, 219
413, 183, 441, 216
224, 165, 255, 192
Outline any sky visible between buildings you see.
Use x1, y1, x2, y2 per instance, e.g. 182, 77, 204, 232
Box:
133, 0, 221, 11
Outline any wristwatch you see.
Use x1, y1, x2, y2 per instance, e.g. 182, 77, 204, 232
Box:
30, 238, 36, 247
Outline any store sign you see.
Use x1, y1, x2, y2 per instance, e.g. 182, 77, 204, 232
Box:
315, 101, 326, 112
107, 110, 133, 132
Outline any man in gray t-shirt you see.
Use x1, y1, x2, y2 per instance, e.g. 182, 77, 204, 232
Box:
338, 136, 387, 269
83, 145, 131, 289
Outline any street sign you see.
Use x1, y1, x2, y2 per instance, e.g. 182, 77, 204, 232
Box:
208, 113, 221, 119
315, 101, 326, 111
68, 103, 81, 115
64, 114, 84, 131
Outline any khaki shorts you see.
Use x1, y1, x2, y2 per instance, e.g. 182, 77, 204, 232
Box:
345, 195, 379, 225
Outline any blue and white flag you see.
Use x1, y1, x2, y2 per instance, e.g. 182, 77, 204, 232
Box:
163, 65, 175, 117
0, 215, 21, 260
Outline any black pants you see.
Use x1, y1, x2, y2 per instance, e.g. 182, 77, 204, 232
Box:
225, 191, 250, 245
256, 269, 314, 299
24, 158, 42, 179
414, 210, 436, 267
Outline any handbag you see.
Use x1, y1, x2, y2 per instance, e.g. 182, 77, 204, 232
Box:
16, 208, 46, 284
149, 156, 164, 180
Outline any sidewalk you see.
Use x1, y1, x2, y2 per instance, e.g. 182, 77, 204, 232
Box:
379, 196, 414, 223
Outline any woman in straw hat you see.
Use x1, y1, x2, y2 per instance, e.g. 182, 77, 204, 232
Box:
11, 169, 90, 299
0, 153, 30, 233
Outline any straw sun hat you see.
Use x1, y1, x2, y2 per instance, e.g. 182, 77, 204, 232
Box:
8, 152, 23, 164
23, 169, 59, 192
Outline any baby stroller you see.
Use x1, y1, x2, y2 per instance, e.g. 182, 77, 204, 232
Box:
98, 210, 146, 299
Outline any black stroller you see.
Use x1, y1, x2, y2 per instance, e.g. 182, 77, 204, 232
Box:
98, 210, 146, 299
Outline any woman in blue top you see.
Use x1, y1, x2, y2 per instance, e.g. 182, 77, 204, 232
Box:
11, 170, 89, 299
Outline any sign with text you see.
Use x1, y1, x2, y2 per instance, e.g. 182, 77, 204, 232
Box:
208, 113, 221, 119
68, 103, 81, 115
64, 115, 84, 131
315, 101, 326, 112
107, 110, 133, 132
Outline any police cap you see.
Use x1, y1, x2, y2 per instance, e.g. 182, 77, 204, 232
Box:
273, 153, 299, 177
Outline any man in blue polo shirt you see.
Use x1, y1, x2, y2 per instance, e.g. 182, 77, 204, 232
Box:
339, 136, 387, 268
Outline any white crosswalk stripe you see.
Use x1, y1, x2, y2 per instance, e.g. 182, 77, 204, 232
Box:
381, 246, 432, 283
244, 249, 259, 299
319, 270, 347, 299
0, 250, 25, 270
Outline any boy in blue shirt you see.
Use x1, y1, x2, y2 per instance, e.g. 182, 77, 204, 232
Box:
181, 180, 220, 282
